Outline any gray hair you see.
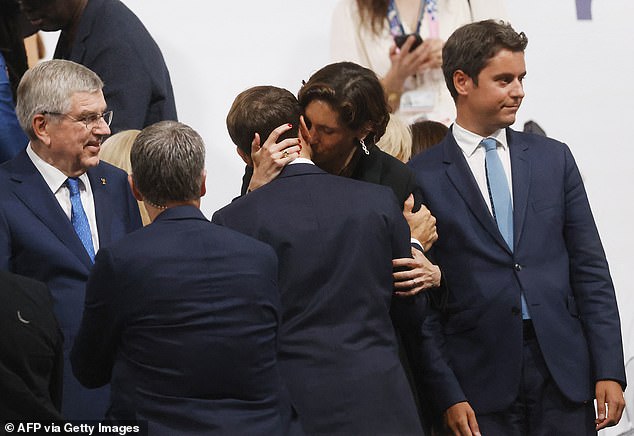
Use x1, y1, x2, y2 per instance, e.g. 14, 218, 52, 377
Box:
16, 59, 104, 139
130, 121, 206, 207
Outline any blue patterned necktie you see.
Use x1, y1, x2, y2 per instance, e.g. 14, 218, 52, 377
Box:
482, 138, 530, 319
66, 177, 95, 262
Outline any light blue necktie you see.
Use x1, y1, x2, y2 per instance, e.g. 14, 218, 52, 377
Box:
67, 177, 95, 262
482, 138, 530, 319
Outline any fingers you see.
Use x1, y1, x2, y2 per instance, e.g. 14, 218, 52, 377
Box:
392, 257, 416, 270
595, 382, 626, 430
263, 123, 294, 147
403, 193, 415, 213
467, 409, 481, 436
445, 402, 480, 436
392, 251, 440, 295
261, 135, 302, 160
595, 389, 607, 427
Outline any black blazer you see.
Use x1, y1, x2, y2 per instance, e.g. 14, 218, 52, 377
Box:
0, 271, 63, 420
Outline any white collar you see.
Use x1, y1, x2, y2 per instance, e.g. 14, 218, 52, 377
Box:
26, 143, 90, 193
452, 123, 508, 156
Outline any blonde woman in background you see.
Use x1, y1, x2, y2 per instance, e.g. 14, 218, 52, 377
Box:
376, 113, 412, 162
100, 130, 150, 226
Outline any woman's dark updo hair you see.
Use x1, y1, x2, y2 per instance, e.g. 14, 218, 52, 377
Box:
298, 62, 390, 145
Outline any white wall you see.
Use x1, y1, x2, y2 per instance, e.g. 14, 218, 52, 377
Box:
41, 1, 634, 431
114, 0, 342, 214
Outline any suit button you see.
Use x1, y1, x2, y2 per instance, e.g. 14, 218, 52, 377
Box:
511, 306, 521, 315
514, 263, 522, 271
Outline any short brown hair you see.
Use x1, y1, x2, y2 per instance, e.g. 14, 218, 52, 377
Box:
226, 86, 300, 155
443, 20, 528, 100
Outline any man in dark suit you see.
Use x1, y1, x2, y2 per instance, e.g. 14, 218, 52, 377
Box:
18, 0, 177, 133
0, 271, 63, 420
409, 20, 626, 435
72, 120, 299, 435
213, 86, 423, 435
0, 59, 142, 419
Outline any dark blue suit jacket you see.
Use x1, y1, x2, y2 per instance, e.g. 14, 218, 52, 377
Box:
409, 128, 626, 414
0, 150, 142, 419
55, 0, 177, 132
0, 271, 63, 420
72, 206, 300, 435
213, 163, 423, 435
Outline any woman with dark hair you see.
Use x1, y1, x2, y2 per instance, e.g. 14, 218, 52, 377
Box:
245, 62, 442, 432
297, 61, 416, 205
330, 0, 506, 124
248, 61, 438, 255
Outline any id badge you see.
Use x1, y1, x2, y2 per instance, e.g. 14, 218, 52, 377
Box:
400, 88, 435, 111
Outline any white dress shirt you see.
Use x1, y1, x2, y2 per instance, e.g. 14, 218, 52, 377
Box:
452, 123, 512, 214
27, 144, 100, 252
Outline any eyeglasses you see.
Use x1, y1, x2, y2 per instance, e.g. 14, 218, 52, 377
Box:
43, 110, 113, 130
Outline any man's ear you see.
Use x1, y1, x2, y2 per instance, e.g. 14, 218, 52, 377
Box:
200, 170, 207, 198
32, 114, 52, 145
453, 69, 472, 97
299, 115, 311, 143
236, 146, 253, 166
128, 174, 144, 202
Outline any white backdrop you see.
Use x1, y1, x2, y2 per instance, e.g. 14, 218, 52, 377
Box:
41, 1, 634, 432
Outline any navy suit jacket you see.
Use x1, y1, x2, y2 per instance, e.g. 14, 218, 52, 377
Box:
213, 163, 423, 435
72, 206, 300, 435
0, 150, 142, 419
55, 0, 177, 132
0, 271, 63, 420
409, 128, 626, 414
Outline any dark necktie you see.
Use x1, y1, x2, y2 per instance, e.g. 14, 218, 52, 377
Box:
66, 177, 95, 262
482, 138, 529, 319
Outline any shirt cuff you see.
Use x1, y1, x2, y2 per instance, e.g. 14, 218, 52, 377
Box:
411, 238, 424, 252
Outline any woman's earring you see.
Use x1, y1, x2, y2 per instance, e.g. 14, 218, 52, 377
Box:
359, 138, 370, 155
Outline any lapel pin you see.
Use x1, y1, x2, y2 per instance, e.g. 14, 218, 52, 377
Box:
17, 310, 30, 324
100, 178, 107, 185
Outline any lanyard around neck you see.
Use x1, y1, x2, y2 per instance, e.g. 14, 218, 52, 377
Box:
387, 0, 438, 38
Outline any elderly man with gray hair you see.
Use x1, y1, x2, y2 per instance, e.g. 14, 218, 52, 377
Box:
71, 120, 301, 434
0, 59, 142, 419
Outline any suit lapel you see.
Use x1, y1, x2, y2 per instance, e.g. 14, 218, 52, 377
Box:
507, 129, 530, 250
8, 152, 93, 269
442, 134, 512, 253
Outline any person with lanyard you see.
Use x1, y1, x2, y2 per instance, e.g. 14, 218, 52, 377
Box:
330, 0, 507, 125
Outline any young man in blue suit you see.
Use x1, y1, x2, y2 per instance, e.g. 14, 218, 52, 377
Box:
72, 120, 300, 435
0, 59, 142, 419
213, 86, 424, 435
409, 20, 626, 435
